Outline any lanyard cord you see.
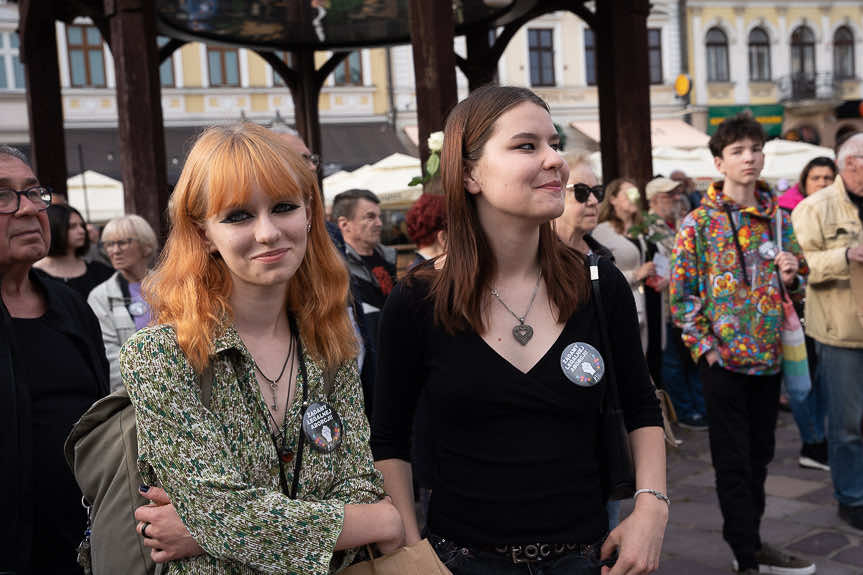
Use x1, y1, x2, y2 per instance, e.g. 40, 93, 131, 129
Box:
724, 205, 751, 288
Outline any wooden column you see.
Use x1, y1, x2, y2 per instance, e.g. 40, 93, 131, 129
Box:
463, 26, 497, 92
408, 0, 457, 167
290, 48, 322, 160
595, 0, 653, 192
19, 0, 67, 196
104, 0, 169, 237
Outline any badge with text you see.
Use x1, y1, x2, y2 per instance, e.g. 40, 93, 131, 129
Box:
302, 401, 343, 453
758, 241, 779, 261
560, 342, 605, 387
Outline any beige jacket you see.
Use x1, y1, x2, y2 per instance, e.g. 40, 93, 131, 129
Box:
792, 176, 863, 348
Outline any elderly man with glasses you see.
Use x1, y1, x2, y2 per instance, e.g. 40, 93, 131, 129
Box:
0, 145, 109, 574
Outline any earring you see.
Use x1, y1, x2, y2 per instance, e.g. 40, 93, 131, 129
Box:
306, 222, 312, 233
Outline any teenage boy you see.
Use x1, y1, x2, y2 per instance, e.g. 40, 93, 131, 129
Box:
670, 114, 813, 574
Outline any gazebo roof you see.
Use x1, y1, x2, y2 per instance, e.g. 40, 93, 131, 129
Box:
156, 0, 541, 49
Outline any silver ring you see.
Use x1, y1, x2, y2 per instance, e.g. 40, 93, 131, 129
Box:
141, 521, 151, 539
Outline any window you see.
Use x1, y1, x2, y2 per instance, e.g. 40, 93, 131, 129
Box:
67, 24, 106, 87
0, 31, 25, 90
528, 28, 555, 87
791, 26, 816, 77
157, 37, 175, 88
748, 27, 771, 81
834, 26, 855, 80
706, 27, 729, 82
272, 51, 293, 86
648, 28, 662, 84
333, 51, 362, 86
207, 46, 240, 87
584, 28, 596, 86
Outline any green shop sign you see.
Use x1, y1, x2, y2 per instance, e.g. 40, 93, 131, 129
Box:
707, 105, 784, 137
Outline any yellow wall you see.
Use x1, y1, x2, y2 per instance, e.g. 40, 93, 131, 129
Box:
370, 48, 388, 115
246, 51, 268, 87
180, 43, 202, 88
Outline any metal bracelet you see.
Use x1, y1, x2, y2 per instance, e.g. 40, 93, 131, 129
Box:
633, 488, 671, 506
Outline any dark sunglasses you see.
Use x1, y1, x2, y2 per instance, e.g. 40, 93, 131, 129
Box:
567, 183, 604, 203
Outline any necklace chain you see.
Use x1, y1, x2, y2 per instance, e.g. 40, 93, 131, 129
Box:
252, 339, 293, 412
490, 270, 542, 326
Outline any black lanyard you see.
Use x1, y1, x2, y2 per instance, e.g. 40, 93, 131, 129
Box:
256, 314, 309, 500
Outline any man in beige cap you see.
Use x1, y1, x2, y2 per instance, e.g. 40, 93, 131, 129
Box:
646, 177, 709, 430
792, 133, 863, 530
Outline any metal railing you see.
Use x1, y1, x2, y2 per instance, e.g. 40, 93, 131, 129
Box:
777, 73, 839, 102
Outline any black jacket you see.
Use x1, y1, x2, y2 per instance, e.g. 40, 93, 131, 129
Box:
0, 269, 109, 574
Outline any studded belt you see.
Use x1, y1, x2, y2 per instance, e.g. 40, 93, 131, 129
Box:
486, 542, 598, 564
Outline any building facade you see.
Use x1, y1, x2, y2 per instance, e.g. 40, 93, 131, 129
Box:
688, 0, 863, 148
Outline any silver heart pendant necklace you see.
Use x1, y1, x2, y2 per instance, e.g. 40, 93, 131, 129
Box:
490, 270, 542, 346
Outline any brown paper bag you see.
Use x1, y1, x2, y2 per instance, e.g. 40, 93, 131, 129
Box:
341, 539, 452, 575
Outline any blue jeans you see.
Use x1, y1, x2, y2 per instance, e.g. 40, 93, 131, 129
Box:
817, 342, 863, 506
787, 337, 827, 444
430, 534, 605, 575
662, 323, 706, 420
606, 500, 621, 530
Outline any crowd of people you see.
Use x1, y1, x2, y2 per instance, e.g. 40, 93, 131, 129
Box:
1, 83, 862, 575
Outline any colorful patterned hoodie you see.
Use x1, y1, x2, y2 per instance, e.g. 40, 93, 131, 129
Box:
670, 180, 807, 375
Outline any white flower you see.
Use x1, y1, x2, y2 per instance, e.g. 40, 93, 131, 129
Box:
427, 131, 444, 153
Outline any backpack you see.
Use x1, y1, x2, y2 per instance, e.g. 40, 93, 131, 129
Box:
63, 369, 213, 575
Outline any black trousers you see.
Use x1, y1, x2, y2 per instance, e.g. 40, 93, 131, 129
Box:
699, 362, 781, 570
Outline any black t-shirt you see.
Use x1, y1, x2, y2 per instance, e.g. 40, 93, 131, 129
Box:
44, 261, 114, 300
371, 258, 662, 546
12, 316, 102, 573
354, 252, 395, 312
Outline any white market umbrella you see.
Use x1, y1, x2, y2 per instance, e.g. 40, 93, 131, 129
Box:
67, 170, 125, 224
323, 152, 423, 210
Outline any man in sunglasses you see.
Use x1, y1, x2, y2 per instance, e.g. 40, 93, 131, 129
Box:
0, 146, 109, 573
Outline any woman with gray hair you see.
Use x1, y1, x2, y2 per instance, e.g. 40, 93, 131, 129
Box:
87, 214, 159, 390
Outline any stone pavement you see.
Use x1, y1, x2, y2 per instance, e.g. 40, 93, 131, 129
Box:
620, 411, 863, 574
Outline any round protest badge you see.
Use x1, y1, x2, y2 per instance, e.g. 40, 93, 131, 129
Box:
758, 241, 779, 261
128, 301, 149, 317
560, 342, 605, 387
302, 402, 343, 453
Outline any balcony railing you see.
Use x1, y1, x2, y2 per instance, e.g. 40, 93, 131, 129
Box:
777, 73, 839, 102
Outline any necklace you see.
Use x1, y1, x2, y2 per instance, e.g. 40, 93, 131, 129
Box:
490, 270, 543, 346
252, 339, 294, 411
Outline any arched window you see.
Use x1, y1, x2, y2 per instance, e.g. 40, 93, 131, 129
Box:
834, 26, 855, 80
791, 25, 816, 77
748, 27, 771, 81
706, 27, 729, 82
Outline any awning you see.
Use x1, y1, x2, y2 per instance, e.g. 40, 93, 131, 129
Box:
708, 105, 784, 137
570, 118, 710, 149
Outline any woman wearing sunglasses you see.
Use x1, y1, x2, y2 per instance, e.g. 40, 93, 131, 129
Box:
372, 86, 667, 574
554, 151, 610, 259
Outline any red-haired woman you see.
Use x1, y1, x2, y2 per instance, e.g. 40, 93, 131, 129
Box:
119, 123, 403, 574
405, 193, 447, 268
372, 86, 668, 574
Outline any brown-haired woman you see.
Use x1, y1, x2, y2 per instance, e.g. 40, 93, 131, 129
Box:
372, 86, 667, 574
119, 123, 403, 573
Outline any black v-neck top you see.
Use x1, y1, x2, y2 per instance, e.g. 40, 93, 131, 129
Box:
371, 258, 661, 546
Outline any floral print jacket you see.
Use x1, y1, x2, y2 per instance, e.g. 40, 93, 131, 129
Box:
670, 181, 807, 375
120, 324, 384, 575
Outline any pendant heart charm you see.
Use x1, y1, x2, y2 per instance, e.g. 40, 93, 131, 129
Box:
512, 324, 534, 346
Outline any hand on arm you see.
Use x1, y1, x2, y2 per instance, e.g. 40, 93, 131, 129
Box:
135, 487, 203, 563
336, 496, 405, 553
601, 427, 668, 575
